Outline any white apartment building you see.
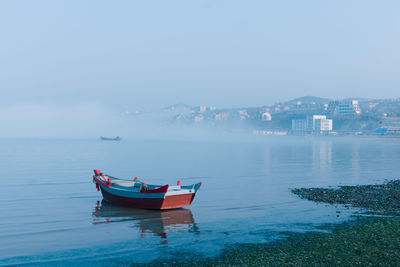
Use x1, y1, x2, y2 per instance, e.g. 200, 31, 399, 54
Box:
309, 115, 333, 133
307, 115, 326, 131
315, 117, 333, 132
292, 115, 333, 134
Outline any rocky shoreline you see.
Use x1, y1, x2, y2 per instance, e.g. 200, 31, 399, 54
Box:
292, 180, 400, 215
134, 180, 400, 266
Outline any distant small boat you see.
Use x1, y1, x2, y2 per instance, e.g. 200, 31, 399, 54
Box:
100, 136, 121, 141
92, 170, 202, 210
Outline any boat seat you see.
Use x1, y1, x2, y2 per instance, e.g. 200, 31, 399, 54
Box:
111, 180, 135, 187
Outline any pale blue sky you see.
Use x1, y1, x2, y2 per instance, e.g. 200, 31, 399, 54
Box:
0, 0, 399, 110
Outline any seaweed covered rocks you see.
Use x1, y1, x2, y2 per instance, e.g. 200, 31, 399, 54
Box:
292, 180, 400, 214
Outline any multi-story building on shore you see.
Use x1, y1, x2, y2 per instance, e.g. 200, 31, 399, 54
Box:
291, 119, 308, 133
292, 115, 333, 135
327, 100, 361, 118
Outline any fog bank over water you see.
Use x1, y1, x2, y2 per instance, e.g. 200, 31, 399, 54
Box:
0, 103, 121, 138
0, 103, 233, 139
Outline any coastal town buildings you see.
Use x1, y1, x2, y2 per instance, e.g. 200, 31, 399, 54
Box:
261, 112, 272, 121
327, 100, 361, 117
291, 119, 308, 133
215, 112, 229, 121
194, 116, 203, 123
314, 117, 333, 133
375, 117, 400, 136
199, 106, 207, 113
292, 115, 333, 135
164, 96, 400, 137
238, 110, 250, 120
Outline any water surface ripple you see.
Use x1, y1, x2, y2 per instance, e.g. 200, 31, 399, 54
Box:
1, 137, 399, 265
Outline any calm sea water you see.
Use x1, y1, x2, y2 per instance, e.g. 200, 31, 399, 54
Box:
1, 137, 400, 266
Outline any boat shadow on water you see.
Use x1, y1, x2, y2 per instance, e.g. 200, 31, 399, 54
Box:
92, 200, 200, 242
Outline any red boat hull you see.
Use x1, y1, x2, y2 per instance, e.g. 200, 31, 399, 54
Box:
100, 188, 196, 210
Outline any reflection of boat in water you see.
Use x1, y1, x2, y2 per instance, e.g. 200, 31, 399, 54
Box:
92, 200, 200, 239
100, 136, 121, 141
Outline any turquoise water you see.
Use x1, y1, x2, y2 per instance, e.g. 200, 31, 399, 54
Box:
1, 137, 400, 266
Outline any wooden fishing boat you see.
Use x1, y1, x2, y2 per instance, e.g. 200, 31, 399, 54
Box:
92, 170, 202, 210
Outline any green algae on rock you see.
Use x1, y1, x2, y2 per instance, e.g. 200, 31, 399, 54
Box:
292, 180, 400, 214
133, 217, 400, 267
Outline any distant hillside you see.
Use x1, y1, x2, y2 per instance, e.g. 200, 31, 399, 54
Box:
285, 96, 332, 105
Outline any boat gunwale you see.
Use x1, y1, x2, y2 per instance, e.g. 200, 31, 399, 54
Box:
93, 175, 200, 197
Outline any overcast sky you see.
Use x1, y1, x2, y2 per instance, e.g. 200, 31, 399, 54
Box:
0, 1, 399, 137
1, 0, 399, 108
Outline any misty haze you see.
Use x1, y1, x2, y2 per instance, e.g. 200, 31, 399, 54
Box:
1, 1, 400, 266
